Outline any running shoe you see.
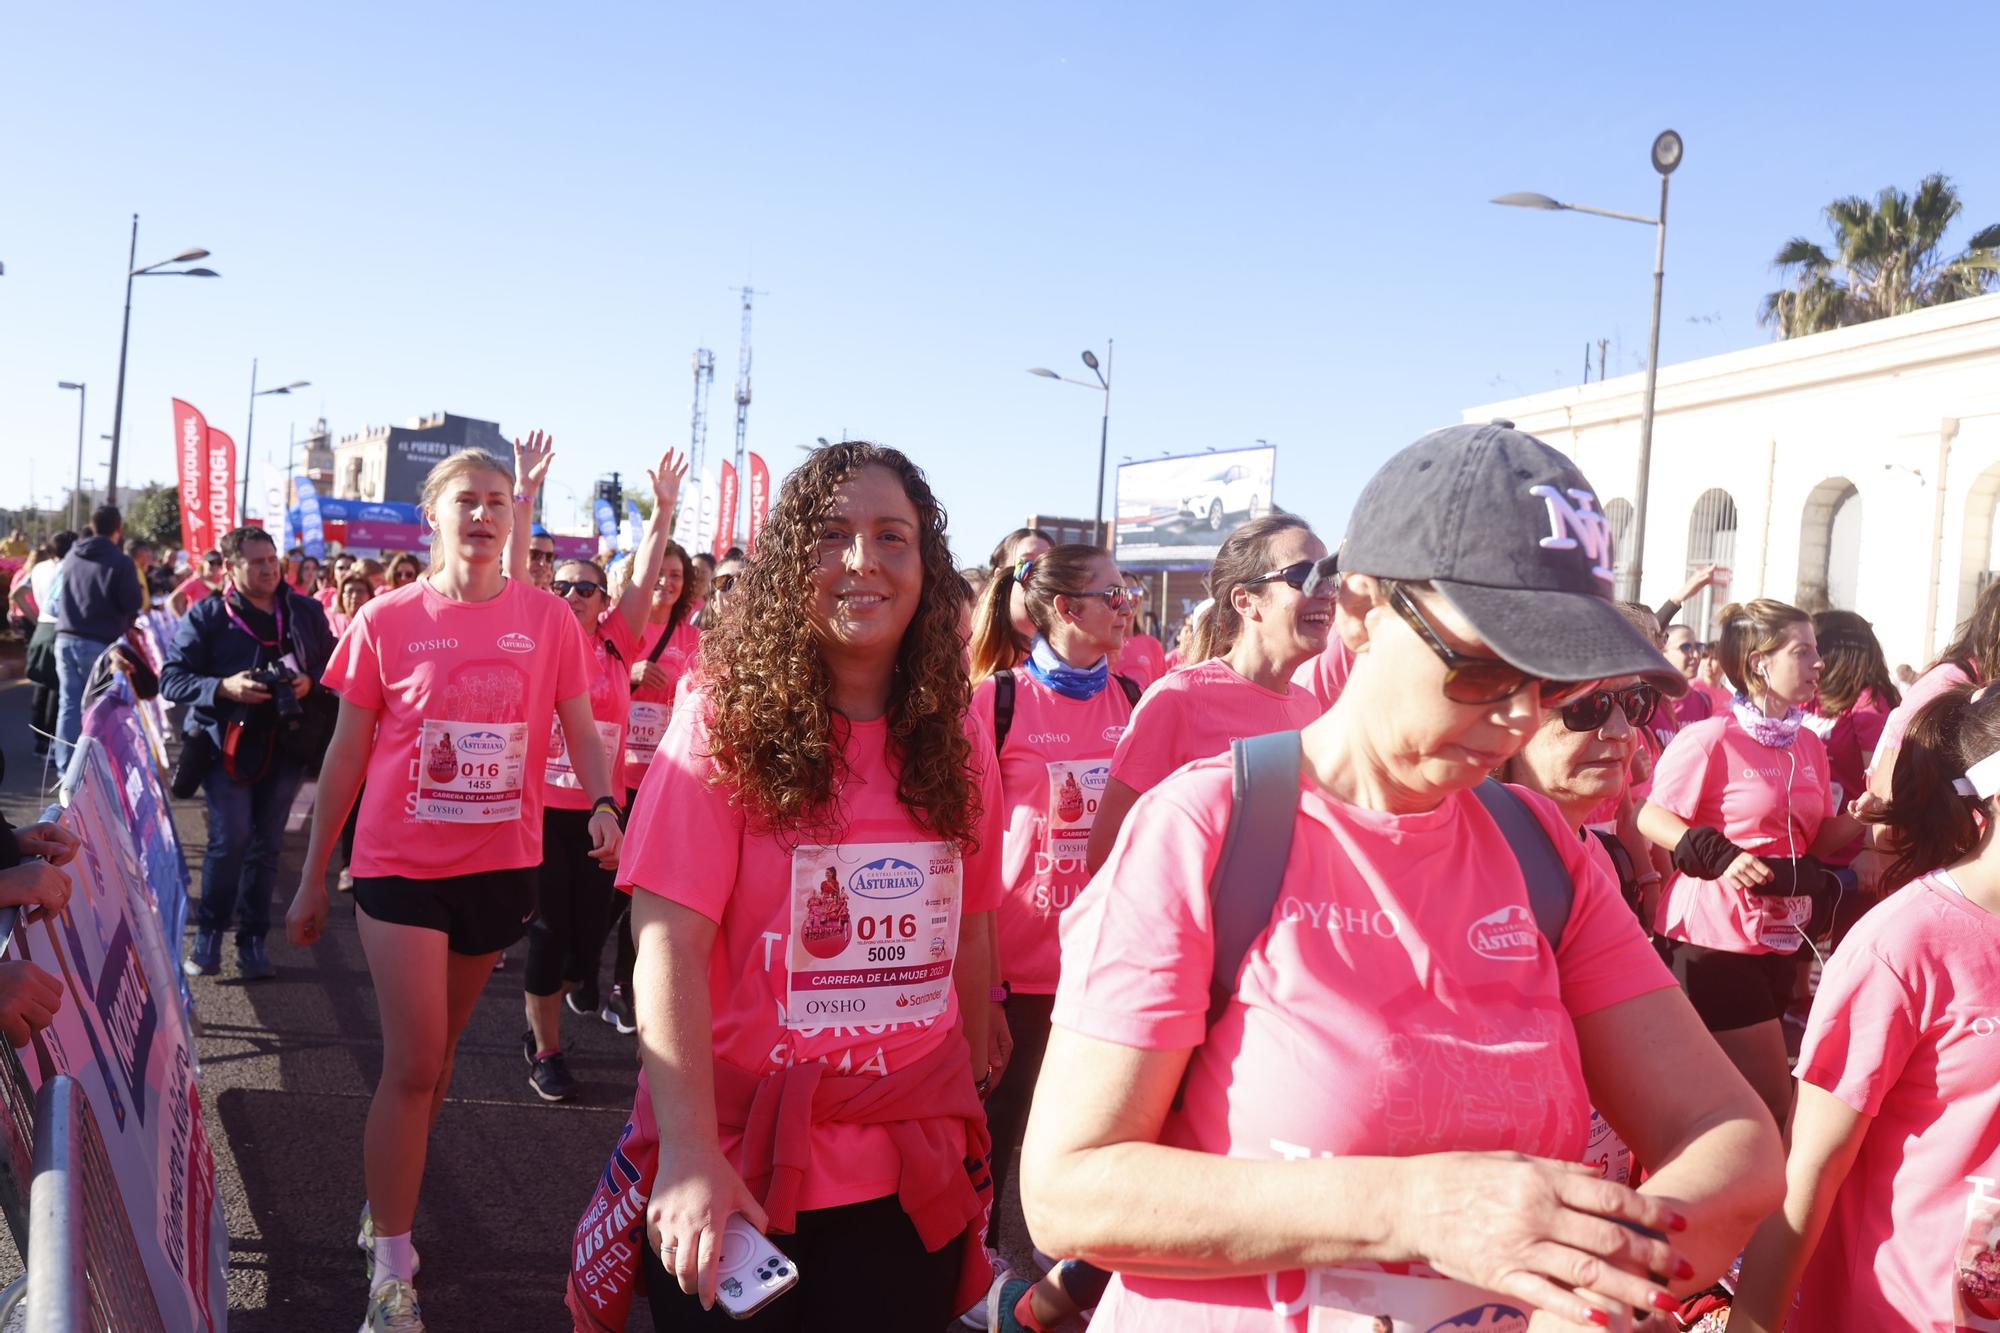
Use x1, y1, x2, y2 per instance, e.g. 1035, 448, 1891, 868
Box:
988, 1275, 1039, 1333
337, 868, 355, 894
183, 931, 220, 977
528, 1050, 577, 1102
359, 1278, 425, 1332
356, 1205, 420, 1279
565, 976, 599, 1017
599, 985, 636, 1034
237, 939, 277, 981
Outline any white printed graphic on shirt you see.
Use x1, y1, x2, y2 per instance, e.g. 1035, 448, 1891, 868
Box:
787, 841, 959, 1031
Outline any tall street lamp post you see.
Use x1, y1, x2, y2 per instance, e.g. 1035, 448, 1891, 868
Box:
241, 359, 310, 518
106, 214, 219, 504
1027, 340, 1114, 548
57, 382, 86, 529
1493, 129, 1682, 599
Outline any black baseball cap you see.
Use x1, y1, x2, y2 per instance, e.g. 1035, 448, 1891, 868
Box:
1341, 422, 1685, 697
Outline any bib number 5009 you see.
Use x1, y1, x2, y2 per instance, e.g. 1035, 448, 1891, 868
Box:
858, 913, 917, 962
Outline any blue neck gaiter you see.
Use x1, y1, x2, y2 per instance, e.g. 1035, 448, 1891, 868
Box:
1023, 635, 1109, 700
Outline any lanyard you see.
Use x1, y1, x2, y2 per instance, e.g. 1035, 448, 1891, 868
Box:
223, 589, 287, 651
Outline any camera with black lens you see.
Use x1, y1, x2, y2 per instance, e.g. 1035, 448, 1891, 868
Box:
251, 662, 303, 730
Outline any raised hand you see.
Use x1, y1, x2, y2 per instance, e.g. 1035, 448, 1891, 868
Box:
649, 449, 690, 515
513, 430, 556, 497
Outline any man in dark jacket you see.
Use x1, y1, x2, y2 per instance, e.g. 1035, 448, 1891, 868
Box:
52, 505, 143, 772
160, 526, 335, 980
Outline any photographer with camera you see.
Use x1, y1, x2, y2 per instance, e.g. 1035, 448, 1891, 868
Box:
162, 526, 335, 981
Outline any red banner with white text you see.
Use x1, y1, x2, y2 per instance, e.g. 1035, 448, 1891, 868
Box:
747, 452, 770, 556
712, 461, 739, 561
172, 400, 213, 557
204, 427, 239, 538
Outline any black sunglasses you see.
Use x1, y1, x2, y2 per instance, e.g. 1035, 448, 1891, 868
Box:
713, 572, 739, 595
552, 579, 604, 597
1671, 640, 1703, 658
527, 549, 558, 564
1384, 581, 1597, 707
1560, 684, 1660, 732
1067, 586, 1139, 611
1246, 556, 1340, 595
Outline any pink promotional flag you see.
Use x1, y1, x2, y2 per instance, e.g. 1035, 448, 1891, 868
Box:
746, 452, 771, 556
712, 461, 739, 561
204, 427, 240, 535
172, 400, 214, 557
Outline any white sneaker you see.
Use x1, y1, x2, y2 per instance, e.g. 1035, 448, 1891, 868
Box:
360, 1278, 424, 1333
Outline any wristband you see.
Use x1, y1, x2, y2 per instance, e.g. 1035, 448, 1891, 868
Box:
1671, 825, 1745, 881
513, 491, 530, 505
989, 981, 1011, 1004
590, 796, 623, 819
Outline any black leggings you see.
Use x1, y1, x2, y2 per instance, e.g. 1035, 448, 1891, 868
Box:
524, 807, 617, 998
638, 1193, 963, 1331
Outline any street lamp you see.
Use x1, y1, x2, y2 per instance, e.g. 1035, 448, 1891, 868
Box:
1493, 129, 1682, 600
57, 382, 86, 530
106, 214, 219, 504
1026, 340, 1114, 548
241, 358, 311, 516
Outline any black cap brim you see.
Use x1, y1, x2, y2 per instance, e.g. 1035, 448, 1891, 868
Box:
1432, 580, 1689, 698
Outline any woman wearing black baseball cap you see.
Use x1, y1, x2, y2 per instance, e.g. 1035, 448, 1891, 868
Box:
1019, 423, 1782, 1331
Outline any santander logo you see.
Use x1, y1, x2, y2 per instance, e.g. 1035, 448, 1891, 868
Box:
1467, 905, 1539, 962
497, 632, 536, 654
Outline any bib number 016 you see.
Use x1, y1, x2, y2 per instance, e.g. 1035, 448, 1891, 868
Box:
857, 913, 917, 964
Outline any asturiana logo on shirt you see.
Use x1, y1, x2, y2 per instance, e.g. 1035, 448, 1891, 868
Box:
497, 632, 536, 654
1100, 725, 1126, 743
848, 857, 925, 901
456, 730, 510, 756
1466, 905, 1539, 961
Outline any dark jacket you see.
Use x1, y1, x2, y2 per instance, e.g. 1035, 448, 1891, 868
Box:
160, 585, 336, 750
54, 535, 143, 642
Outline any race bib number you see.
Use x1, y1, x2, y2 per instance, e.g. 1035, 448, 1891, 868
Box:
1277, 1266, 1528, 1331
548, 718, 623, 790
1584, 1108, 1632, 1186
1755, 894, 1811, 953
1044, 758, 1109, 862
416, 719, 527, 823
787, 841, 960, 1031
627, 701, 671, 765
1957, 1176, 2000, 1327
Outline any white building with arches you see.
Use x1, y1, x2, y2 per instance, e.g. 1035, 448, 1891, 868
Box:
1465, 292, 2000, 670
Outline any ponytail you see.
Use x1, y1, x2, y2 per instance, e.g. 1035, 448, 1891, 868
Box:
968, 565, 1027, 683
1879, 682, 2000, 890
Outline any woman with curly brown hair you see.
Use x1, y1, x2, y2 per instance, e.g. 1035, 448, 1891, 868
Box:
567, 442, 1003, 1331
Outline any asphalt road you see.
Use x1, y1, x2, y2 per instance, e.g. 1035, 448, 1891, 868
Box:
0, 675, 1047, 1331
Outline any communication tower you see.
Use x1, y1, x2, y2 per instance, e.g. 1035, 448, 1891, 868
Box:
689, 349, 715, 477
731, 286, 766, 544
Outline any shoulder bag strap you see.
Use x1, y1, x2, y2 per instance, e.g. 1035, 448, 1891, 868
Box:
1206, 729, 1304, 1024
1471, 778, 1575, 947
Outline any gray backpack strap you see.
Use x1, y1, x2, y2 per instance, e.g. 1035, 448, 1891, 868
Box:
1471, 778, 1574, 948
1206, 729, 1304, 1024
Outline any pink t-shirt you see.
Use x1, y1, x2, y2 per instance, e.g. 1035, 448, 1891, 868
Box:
1115, 634, 1167, 691
317, 586, 339, 608
1874, 662, 1974, 779
1648, 714, 1832, 954
1793, 874, 2000, 1332
173, 575, 214, 609
543, 608, 640, 811
622, 617, 701, 789
1290, 636, 1352, 712
1811, 688, 1895, 866
1673, 685, 1715, 727
1054, 763, 1675, 1331
1110, 658, 1321, 794
618, 691, 1004, 1211
971, 669, 1135, 994
321, 577, 591, 879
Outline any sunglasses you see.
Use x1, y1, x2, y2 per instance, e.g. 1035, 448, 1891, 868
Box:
713, 573, 739, 595
1068, 586, 1139, 612
1384, 581, 1597, 707
552, 579, 604, 598
527, 549, 557, 565
1246, 556, 1341, 595
1671, 640, 1704, 658
1560, 684, 1660, 732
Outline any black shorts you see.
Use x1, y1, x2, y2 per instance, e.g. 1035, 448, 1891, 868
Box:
351, 867, 538, 957
1664, 938, 1802, 1033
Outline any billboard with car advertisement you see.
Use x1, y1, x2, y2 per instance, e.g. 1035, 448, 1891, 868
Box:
1112, 445, 1277, 567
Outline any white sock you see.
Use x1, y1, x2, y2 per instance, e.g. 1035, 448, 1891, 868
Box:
371, 1231, 418, 1286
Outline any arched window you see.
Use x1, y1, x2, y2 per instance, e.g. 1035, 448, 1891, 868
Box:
1796, 478, 1861, 612
1605, 498, 1635, 602
1685, 489, 1738, 636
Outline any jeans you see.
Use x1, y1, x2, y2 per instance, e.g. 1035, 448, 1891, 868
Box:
197, 755, 306, 946
53, 634, 112, 773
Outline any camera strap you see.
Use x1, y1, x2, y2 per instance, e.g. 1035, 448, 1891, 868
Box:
223, 588, 287, 652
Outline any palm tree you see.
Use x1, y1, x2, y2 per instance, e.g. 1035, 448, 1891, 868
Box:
1759, 174, 2000, 339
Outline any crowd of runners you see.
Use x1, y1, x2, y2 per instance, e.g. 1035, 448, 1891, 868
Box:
22, 418, 1999, 1332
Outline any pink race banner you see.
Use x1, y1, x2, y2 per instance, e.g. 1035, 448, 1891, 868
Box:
747, 452, 770, 556
712, 462, 739, 561
203, 426, 239, 537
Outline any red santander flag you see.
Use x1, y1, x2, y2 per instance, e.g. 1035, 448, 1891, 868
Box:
712, 461, 739, 561
205, 427, 240, 536
746, 452, 771, 556
173, 400, 214, 555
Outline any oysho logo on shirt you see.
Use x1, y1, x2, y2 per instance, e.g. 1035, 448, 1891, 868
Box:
497, 632, 536, 653
848, 857, 925, 901
1025, 731, 1071, 745
1466, 905, 1539, 961
407, 637, 460, 654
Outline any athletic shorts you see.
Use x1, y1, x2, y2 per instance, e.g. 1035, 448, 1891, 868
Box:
351, 867, 538, 957
1663, 938, 1802, 1033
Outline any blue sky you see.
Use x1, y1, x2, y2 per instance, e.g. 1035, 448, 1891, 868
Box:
4, 1, 1993, 561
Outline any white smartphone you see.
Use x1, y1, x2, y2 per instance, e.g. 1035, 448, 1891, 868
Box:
713, 1214, 799, 1320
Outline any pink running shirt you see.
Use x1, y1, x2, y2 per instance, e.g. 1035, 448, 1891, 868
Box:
173, 575, 215, 610
617, 691, 1004, 1211
1110, 658, 1320, 795
1053, 762, 1674, 1331
1874, 661, 1974, 780
622, 617, 700, 789
1647, 714, 1831, 954
1115, 634, 1167, 691
321, 577, 591, 879
1793, 875, 2000, 1332
1290, 636, 1352, 712
543, 607, 640, 811
971, 669, 1134, 994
